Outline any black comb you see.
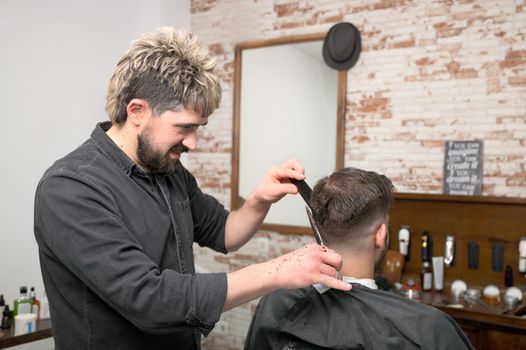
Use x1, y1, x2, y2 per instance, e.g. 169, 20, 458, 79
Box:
289, 178, 312, 208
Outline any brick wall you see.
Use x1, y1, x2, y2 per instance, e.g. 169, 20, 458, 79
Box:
188, 1, 526, 348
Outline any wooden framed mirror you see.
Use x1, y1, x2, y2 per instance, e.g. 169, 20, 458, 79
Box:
231, 32, 347, 235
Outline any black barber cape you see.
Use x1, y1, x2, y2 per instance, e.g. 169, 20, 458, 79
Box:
244, 284, 474, 350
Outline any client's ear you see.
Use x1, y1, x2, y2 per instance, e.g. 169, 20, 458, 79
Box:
374, 223, 388, 250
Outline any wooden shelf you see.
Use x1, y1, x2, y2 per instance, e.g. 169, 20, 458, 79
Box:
418, 290, 526, 331
392, 289, 526, 349
0, 319, 52, 349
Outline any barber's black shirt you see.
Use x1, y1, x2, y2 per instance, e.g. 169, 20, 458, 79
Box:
34, 122, 229, 350
244, 284, 474, 350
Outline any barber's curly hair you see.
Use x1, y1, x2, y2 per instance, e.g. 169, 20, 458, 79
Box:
310, 167, 395, 246
106, 27, 221, 124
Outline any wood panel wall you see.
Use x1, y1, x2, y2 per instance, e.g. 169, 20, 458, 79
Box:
388, 193, 526, 289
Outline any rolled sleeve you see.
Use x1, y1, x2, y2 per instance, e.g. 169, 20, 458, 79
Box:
186, 272, 227, 335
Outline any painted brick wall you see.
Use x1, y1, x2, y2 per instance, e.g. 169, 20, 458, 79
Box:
187, 1, 526, 348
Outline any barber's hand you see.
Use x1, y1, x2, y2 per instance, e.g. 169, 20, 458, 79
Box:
251, 159, 305, 205
266, 243, 351, 291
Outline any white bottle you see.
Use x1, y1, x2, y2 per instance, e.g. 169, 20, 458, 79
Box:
39, 291, 50, 320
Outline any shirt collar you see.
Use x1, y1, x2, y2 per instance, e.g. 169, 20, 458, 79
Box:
313, 276, 378, 294
90, 122, 143, 177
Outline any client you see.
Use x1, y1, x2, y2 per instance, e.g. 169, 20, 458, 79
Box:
244, 167, 473, 350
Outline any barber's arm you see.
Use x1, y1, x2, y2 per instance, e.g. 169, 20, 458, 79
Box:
224, 159, 305, 251
223, 244, 351, 311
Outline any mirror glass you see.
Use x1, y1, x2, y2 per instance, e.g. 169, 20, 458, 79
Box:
232, 34, 346, 233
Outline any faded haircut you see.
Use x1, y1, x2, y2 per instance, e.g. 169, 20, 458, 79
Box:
310, 167, 395, 247
106, 27, 221, 124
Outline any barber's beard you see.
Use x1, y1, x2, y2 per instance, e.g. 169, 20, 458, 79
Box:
136, 129, 188, 175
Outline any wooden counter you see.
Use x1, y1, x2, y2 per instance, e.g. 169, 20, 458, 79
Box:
0, 319, 52, 349
418, 291, 526, 350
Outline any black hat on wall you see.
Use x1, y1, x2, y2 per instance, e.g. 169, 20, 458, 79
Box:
323, 22, 361, 70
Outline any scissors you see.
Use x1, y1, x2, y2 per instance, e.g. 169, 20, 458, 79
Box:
290, 178, 342, 280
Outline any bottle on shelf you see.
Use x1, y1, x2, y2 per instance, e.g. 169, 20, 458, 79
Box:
39, 290, 50, 320
13, 286, 32, 316
0, 294, 5, 313
421, 261, 433, 292
420, 231, 433, 292
30, 286, 40, 319
421, 231, 432, 263
1, 305, 12, 329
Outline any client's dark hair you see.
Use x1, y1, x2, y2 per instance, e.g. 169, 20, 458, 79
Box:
310, 167, 395, 246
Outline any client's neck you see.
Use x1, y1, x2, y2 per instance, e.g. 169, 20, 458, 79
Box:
334, 245, 376, 280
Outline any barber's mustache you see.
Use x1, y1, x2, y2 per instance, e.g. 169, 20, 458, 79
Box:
169, 143, 189, 154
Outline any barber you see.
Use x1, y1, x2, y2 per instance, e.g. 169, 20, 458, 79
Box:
33, 27, 349, 350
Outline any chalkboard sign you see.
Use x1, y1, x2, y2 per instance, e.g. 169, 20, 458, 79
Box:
443, 140, 484, 195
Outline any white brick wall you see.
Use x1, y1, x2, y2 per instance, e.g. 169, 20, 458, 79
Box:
188, 1, 526, 348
